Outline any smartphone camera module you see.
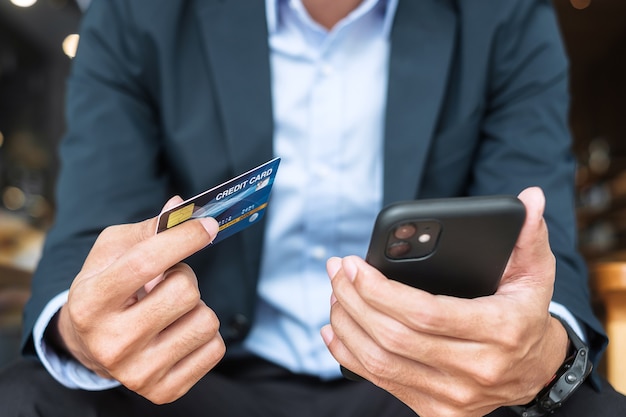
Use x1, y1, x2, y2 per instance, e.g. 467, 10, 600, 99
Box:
385, 220, 441, 260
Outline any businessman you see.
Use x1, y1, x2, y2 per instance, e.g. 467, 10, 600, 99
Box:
2, 0, 625, 416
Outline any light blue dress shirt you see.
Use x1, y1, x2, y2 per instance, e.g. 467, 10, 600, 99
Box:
33, 0, 585, 389
242, 0, 397, 380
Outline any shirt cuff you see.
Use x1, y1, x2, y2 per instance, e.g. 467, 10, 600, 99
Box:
549, 301, 586, 343
33, 290, 121, 391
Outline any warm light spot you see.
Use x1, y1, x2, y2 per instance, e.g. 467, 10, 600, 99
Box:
570, 0, 591, 10
3, 186, 26, 211
62, 34, 80, 58
27, 195, 50, 219
10, 0, 38, 7
0, 131, 4, 148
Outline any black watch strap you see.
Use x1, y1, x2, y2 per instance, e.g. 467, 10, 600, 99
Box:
510, 314, 593, 417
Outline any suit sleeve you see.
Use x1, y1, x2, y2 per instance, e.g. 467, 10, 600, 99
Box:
467, 0, 607, 370
21, 0, 169, 353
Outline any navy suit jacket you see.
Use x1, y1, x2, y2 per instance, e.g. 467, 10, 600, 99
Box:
24, 0, 607, 371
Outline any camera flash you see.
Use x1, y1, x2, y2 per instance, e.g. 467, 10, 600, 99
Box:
418, 233, 431, 243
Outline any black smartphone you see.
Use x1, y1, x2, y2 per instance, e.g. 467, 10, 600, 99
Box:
340, 195, 526, 381
365, 195, 526, 298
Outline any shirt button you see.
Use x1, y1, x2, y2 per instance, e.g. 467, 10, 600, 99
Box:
311, 246, 327, 260
226, 313, 250, 341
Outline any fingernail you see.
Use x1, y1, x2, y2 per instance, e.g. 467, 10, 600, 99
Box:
327, 257, 342, 279
320, 325, 335, 346
343, 257, 358, 282
199, 217, 219, 237
330, 292, 337, 305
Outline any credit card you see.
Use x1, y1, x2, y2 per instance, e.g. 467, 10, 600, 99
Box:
156, 157, 280, 245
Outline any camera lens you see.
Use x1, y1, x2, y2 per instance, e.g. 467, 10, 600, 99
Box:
394, 223, 416, 240
386, 240, 412, 259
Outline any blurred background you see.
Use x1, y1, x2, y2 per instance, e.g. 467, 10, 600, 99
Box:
0, 0, 84, 367
0, 0, 625, 377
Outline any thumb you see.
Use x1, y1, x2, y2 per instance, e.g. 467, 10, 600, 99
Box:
143, 195, 186, 295
498, 187, 555, 294
514, 187, 549, 256
517, 187, 545, 232
161, 195, 185, 213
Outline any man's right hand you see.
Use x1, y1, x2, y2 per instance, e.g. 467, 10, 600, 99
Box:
51, 197, 225, 404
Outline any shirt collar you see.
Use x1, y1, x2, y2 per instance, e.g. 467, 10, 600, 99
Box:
266, 0, 398, 38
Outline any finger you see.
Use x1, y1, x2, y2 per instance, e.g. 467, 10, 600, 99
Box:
81, 195, 190, 275
133, 312, 224, 405
116, 300, 221, 385
324, 303, 507, 416
323, 304, 412, 387
121, 263, 204, 335
69, 267, 204, 371
330, 256, 500, 368
93, 217, 218, 305
161, 195, 185, 213
117, 327, 225, 405
339, 253, 552, 367
149, 332, 225, 404
324, 301, 454, 407
333, 256, 496, 340
140, 196, 189, 296
321, 324, 363, 379
154, 301, 221, 359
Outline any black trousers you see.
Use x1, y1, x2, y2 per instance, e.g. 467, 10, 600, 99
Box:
1, 356, 626, 417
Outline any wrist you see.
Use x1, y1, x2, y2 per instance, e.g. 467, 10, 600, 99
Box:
542, 316, 571, 385
43, 307, 73, 358
511, 314, 593, 416
48, 304, 89, 367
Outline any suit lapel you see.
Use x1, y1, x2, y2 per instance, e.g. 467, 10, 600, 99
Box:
383, 0, 457, 205
193, 0, 274, 174
193, 0, 273, 279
